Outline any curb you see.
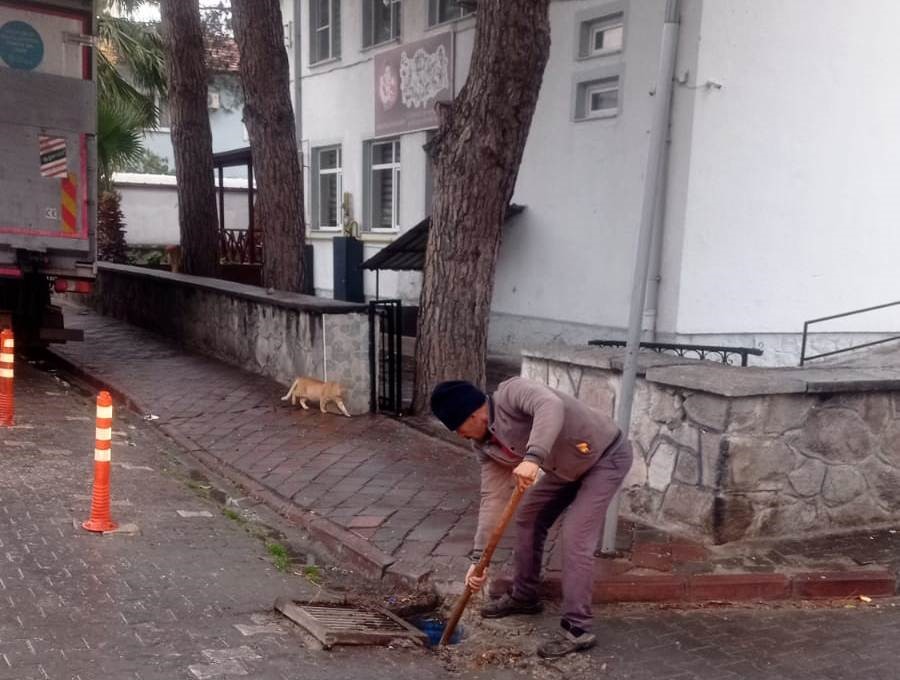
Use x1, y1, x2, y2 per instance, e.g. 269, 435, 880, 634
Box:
47, 347, 900, 606
491, 569, 897, 604
45, 348, 416, 589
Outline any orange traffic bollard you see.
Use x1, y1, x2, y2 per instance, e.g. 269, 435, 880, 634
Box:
82, 391, 118, 533
0, 329, 13, 427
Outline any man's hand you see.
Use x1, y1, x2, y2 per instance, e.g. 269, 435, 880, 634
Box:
466, 564, 488, 592
513, 460, 540, 492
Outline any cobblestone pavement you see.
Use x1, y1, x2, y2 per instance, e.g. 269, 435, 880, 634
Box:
7, 360, 900, 679
0, 363, 518, 680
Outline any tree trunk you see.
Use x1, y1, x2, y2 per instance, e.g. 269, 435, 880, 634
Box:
231, 0, 306, 293
411, 0, 551, 413
159, 0, 219, 278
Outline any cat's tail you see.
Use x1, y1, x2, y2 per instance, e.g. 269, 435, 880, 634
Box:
281, 378, 299, 401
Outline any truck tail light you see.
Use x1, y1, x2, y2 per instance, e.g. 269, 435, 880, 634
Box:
53, 279, 93, 294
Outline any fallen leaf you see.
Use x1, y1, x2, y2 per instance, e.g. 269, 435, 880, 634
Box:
859, 595, 872, 603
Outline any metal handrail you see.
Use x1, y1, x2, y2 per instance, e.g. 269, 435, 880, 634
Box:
800, 299, 900, 366
588, 339, 762, 366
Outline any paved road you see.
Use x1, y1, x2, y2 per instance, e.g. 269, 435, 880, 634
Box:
6, 357, 900, 679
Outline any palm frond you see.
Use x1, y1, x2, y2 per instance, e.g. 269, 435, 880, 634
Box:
96, 48, 159, 129
97, 14, 166, 96
99, 0, 157, 16
97, 98, 147, 188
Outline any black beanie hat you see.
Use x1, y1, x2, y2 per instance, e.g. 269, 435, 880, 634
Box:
430, 380, 487, 431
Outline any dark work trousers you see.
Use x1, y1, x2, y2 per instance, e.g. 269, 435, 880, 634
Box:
511, 437, 633, 631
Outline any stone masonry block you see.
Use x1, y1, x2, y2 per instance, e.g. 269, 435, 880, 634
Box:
548, 362, 582, 396
648, 440, 677, 491
521, 357, 549, 384
700, 431, 722, 489
660, 483, 713, 531
787, 458, 827, 497
821, 465, 867, 507
788, 408, 875, 464
683, 393, 729, 432
728, 436, 796, 492
674, 450, 700, 486
579, 371, 616, 418
863, 459, 900, 509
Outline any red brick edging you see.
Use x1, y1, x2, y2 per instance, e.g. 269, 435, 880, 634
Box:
492, 570, 896, 604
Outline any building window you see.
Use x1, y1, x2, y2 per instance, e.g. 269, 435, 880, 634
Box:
575, 75, 620, 121
428, 0, 472, 27
312, 146, 342, 230
577, 9, 624, 60
366, 139, 401, 231
363, 0, 401, 48
310, 0, 341, 64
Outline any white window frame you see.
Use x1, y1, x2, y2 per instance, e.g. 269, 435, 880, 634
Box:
428, 0, 473, 28
575, 4, 626, 61
363, 0, 401, 48
366, 139, 401, 233
588, 18, 624, 57
584, 80, 619, 119
313, 146, 343, 231
310, 0, 341, 64
572, 69, 623, 123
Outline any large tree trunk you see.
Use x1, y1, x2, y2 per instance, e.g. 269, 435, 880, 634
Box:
231, 0, 306, 293
411, 0, 551, 413
159, 0, 219, 278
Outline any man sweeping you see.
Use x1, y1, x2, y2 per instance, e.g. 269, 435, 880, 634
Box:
430, 377, 632, 658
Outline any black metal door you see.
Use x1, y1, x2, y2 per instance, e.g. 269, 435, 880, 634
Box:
369, 300, 402, 414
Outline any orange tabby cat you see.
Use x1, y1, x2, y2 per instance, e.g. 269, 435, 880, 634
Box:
281, 377, 351, 417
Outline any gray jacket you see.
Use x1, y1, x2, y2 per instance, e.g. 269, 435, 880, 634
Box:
472, 377, 621, 552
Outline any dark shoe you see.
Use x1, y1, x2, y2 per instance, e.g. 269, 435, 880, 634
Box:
537, 630, 597, 658
480, 594, 544, 619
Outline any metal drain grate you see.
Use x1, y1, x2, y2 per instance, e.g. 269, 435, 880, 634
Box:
274, 598, 428, 649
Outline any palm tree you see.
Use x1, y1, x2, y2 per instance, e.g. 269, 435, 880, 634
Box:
96, 0, 167, 187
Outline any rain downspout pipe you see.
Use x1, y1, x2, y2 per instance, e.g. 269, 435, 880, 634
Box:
600, 0, 681, 555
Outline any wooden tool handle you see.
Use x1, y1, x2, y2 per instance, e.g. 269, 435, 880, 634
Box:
439, 484, 526, 645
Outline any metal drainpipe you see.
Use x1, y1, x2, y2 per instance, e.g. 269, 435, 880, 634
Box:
643, 131, 672, 341
599, 0, 681, 555
293, 0, 303, 146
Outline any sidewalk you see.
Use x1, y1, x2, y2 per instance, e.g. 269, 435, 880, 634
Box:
6, 362, 529, 680
50, 302, 900, 603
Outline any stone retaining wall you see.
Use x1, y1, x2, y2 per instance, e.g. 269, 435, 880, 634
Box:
84, 263, 371, 414
522, 346, 900, 543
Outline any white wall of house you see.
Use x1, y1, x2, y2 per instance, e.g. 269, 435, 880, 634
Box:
289, 0, 900, 365
661, 0, 900, 363
297, 0, 473, 300
113, 173, 250, 246
143, 74, 248, 178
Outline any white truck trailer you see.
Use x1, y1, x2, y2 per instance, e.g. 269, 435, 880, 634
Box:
0, 0, 95, 344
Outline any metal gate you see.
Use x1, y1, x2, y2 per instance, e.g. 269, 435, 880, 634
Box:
369, 300, 402, 414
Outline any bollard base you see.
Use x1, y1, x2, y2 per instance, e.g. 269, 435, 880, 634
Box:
82, 519, 118, 533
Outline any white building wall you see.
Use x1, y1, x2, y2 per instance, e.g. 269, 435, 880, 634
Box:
298, 0, 473, 300
113, 174, 250, 246
491, 0, 685, 350
674, 0, 900, 341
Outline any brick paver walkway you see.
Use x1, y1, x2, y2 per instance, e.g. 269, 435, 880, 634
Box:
4, 362, 528, 680
10, 365, 900, 680
49, 304, 900, 601
51, 304, 498, 587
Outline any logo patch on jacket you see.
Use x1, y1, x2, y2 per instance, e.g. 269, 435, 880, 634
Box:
575, 441, 591, 455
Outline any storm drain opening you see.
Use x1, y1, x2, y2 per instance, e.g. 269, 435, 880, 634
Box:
408, 614, 464, 646
274, 598, 429, 650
